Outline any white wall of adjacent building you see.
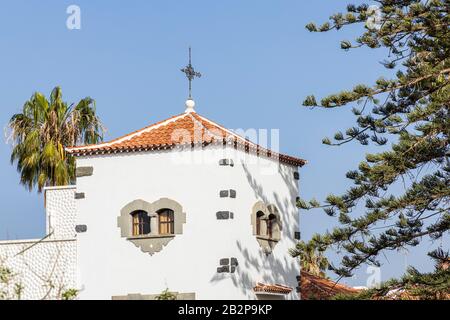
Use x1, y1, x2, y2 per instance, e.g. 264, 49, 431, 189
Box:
0, 186, 77, 300
75, 145, 300, 300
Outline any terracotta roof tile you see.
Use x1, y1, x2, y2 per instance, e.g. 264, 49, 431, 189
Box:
253, 283, 293, 295
66, 112, 306, 167
299, 271, 360, 300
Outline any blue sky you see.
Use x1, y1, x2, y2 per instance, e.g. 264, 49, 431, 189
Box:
0, 0, 447, 286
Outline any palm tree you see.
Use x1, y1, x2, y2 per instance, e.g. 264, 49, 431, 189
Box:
8, 86, 104, 192
290, 240, 329, 277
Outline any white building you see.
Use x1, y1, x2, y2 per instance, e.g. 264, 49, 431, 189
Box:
0, 98, 306, 300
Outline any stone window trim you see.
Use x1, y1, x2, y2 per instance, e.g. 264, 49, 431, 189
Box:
251, 201, 282, 254
251, 202, 282, 237
126, 234, 175, 241
256, 235, 280, 242
118, 198, 186, 255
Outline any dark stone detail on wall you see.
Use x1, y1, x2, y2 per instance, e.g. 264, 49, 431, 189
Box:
75, 225, 87, 233
76, 166, 94, 177
217, 266, 230, 273
216, 211, 230, 219
293, 171, 300, 180
220, 189, 236, 198
219, 190, 229, 198
217, 257, 238, 274
75, 192, 85, 199
230, 212, 234, 219
295, 231, 301, 240
219, 159, 234, 167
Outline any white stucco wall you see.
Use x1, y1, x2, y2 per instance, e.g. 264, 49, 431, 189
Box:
75, 145, 300, 300
0, 186, 77, 300
45, 186, 78, 240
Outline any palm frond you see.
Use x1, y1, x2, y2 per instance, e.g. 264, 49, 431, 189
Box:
7, 86, 104, 192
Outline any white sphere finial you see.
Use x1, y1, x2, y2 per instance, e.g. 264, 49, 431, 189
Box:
185, 98, 196, 113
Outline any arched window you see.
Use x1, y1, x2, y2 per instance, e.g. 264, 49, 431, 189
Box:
158, 209, 175, 235
131, 210, 150, 236
267, 214, 277, 239
256, 211, 265, 236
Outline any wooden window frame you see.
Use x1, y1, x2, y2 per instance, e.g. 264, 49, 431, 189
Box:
267, 214, 276, 239
131, 210, 151, 236
256, 211, 264, 236
158, 209, 175, 235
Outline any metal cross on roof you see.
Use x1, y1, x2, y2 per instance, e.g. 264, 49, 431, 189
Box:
181, 47, 201, 99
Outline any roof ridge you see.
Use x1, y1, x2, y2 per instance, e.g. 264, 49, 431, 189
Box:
191, 113, 254, 146
186, 112, 224, 141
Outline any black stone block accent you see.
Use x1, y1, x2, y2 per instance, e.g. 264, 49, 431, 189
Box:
219, 159, 234, 167
293, 171, 300, 180
230, 212, 234, 219
75, 225, 87, 233
216, 211, 230, 220
217, 266, 230, 273
219, 190, 229, 198
76, 166, 94, 177
220, 189, 236, 198
75, 192, 85, 199
217, 258, 237, 273
294, 231, 301, 240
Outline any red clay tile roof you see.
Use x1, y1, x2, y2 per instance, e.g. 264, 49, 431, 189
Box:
299, 271, 360, 300
253, 283, 293, 295
66, 111, 306, 167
